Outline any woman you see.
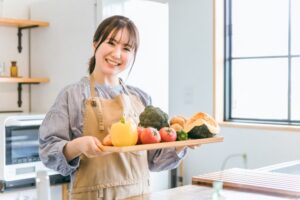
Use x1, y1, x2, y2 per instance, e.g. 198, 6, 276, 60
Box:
39, 15, 187, 200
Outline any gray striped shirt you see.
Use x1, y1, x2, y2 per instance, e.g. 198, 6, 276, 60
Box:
39, 76, 186, 177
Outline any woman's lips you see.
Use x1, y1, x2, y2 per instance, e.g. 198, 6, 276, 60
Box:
106, 58, 121, 66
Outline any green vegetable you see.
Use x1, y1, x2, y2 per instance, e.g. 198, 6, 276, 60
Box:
187, 125, 215, 139
176, 130, 188, 141
139, 105, 169, 130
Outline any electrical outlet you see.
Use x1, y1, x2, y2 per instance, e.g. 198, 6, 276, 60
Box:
183, 85, 194, 105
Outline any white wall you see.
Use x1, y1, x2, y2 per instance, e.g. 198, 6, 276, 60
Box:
169, 0, 300, 185
0, 0, 32, 112
30, 0, 95, 113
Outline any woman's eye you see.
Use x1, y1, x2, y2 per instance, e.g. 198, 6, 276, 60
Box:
107, 41, 115, 45
124, 47, 132, 52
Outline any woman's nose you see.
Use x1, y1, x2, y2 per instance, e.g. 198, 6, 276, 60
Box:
112, 46, 121, 59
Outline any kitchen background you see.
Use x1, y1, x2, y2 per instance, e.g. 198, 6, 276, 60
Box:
0, 0, 299, 199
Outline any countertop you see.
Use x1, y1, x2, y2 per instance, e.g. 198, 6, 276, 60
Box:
126, 185, 297, 200
192, 160, 300, 199
126, 160, 300, 200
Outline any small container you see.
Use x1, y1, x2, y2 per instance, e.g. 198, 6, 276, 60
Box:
10, 61, 18, 77
36, 170, 51, 200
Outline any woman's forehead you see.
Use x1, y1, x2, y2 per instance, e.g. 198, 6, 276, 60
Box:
108, 28, 133, 46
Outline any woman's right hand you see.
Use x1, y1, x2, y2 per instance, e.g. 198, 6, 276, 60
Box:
78, 136, 113, 158
78, 136, 103, 158
64, 136, 111, 161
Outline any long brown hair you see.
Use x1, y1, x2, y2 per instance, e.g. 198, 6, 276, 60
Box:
88, 15, 139, 75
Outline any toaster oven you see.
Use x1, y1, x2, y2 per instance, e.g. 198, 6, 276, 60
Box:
0, 114, 69, 192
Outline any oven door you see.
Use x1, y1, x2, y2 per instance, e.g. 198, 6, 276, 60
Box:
2, 124, 70, 191
5, 125, 40, 165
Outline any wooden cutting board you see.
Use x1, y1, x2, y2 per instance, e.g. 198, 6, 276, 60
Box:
192, 168, 300, 198
102, 136, 223, 152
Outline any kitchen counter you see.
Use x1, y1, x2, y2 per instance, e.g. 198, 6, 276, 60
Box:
126, 185, 297, 200
192, 160, 300, 199
125, 161, 300, 200
60, 160, 300, 200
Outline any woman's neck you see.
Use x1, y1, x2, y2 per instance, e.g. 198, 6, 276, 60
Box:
91, 71, 119, 86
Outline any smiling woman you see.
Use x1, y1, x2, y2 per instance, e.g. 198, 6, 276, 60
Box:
38, 14, 185, 200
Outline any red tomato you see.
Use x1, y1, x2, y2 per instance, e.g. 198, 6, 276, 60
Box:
159, 127, 177, 142
140, 127, 161, 144
137, 127, 144, 144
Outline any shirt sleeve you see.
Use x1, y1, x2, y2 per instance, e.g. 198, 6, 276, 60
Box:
39, 88, 80, 176
147, 147, 187, 172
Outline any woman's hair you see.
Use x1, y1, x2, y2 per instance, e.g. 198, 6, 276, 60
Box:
88, 15, 139, 74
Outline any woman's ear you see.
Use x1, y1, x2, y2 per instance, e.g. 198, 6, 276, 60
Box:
93, 42, 97, 50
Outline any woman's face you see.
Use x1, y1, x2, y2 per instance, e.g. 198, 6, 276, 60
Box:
94, 28, 134, 76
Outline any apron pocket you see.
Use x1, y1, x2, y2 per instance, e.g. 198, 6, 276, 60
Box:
71, 189, 103, 200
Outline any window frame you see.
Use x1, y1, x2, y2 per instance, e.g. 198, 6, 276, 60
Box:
213, 0, 300, 131
223, 0, 300, 126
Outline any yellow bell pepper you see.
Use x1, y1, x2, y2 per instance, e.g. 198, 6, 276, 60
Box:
111, 117, 138, 147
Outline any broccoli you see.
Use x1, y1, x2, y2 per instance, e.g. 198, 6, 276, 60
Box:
139, 105, 169, 130
187, 125, 215, 139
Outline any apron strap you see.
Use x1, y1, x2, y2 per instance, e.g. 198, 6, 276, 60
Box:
119, 79, 141, 123
89, 75, 96, 98
89, 75, 105, 131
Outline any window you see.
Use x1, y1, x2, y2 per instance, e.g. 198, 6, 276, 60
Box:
224, 0, 300, 125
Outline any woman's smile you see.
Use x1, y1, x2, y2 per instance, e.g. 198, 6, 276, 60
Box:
105, 57, 121, 66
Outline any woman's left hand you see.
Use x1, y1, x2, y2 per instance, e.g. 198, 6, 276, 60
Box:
175, 144, 201, 154
187, 144, 201, 149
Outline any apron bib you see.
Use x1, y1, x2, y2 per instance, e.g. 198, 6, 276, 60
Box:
71, 77, 150, 200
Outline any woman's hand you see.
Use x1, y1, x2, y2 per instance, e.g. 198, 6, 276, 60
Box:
175, 144, 201, 154
63, 136, 111, 161
78, 136, 104, 158
187, 144, 201, 149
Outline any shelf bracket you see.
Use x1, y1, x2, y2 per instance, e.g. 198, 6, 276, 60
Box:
17, 25, 39, 53
17, 83, 39, 107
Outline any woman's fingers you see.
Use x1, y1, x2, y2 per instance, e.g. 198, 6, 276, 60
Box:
188, 144, 201, 149
102, 134, 113, 146
93, 137, 113, 156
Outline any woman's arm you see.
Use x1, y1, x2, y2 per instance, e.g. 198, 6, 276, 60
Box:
39, 110, 80, 176
147, 147, 187, 172
39, 86, 83, 176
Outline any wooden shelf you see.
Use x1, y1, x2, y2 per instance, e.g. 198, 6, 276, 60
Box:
0, 17, 50, 109
0, 17, 49, 53
0, 77, 49, 107
0, 17, 49, 28
0, 77, 49, 83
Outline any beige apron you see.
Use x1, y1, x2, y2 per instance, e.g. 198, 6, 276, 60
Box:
71, 77, 150, 200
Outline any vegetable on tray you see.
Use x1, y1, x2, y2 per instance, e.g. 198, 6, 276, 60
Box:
139, 105, 169, 130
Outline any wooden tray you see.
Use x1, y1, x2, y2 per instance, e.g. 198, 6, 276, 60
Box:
192, 168, 300, 198
102, 136, 223, 152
